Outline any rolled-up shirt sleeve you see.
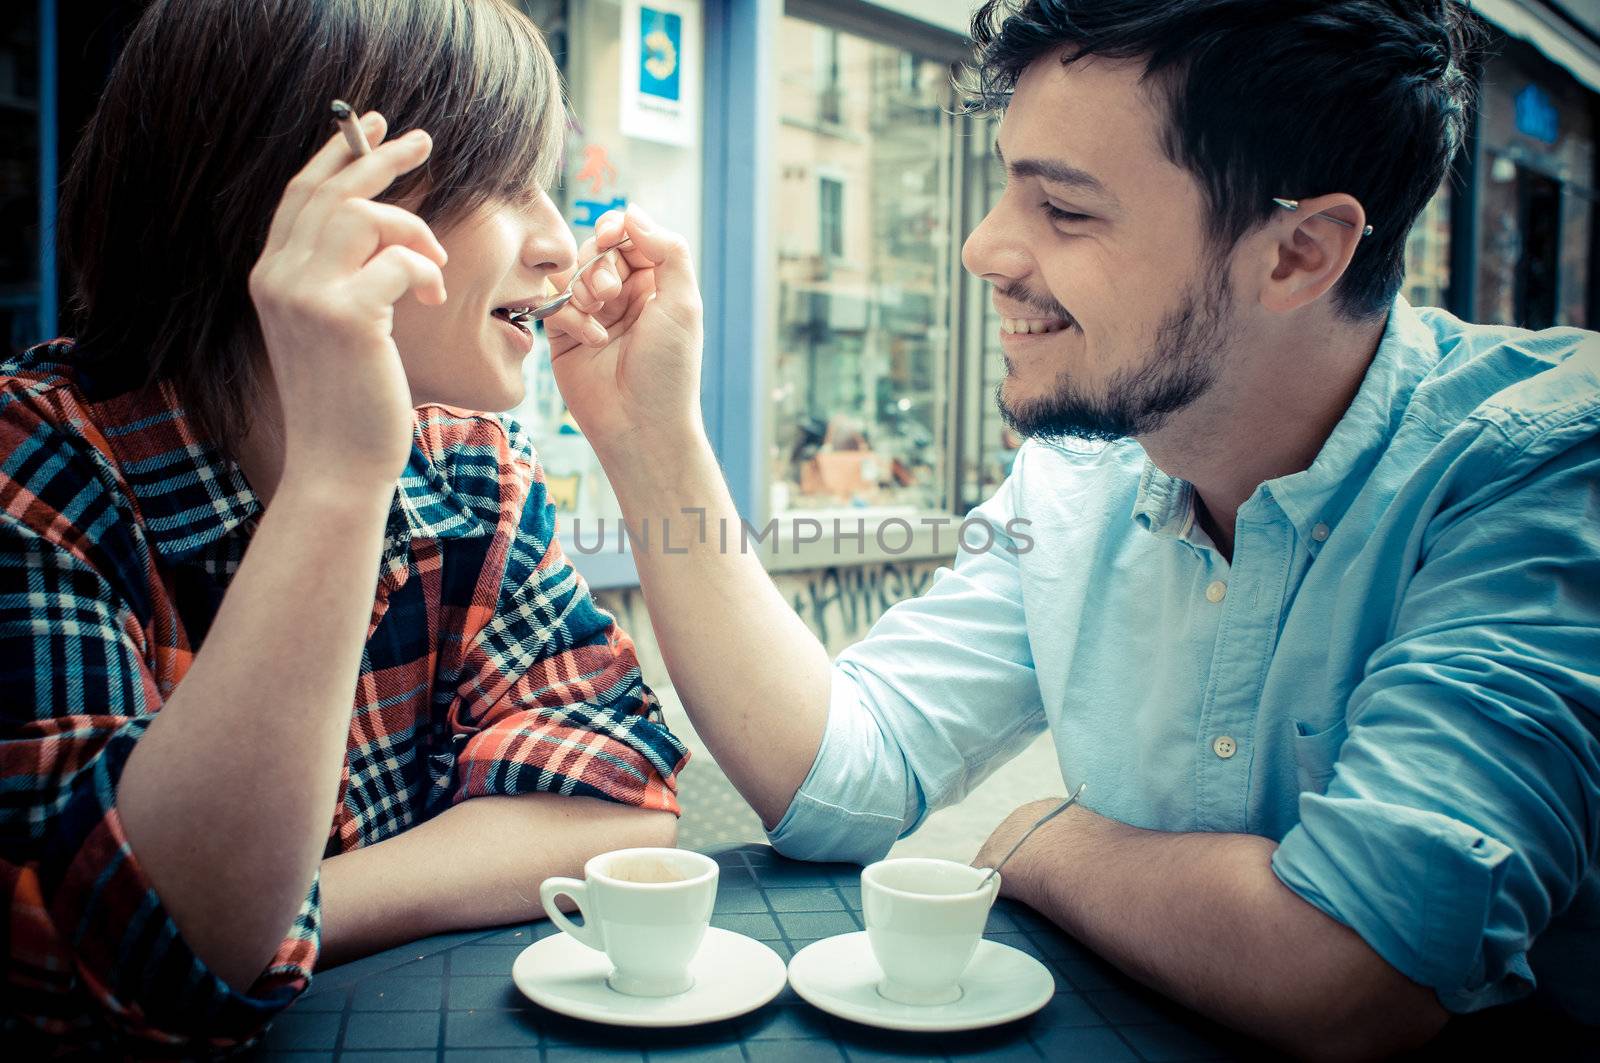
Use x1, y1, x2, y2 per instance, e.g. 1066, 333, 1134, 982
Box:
1271, 427, 1600, 1013
443, 429, 687, 815
1, 518, 318, 1050
769, 467, 1048, 864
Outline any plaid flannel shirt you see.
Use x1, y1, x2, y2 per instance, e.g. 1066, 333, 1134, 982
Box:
0, 341, 688, 1053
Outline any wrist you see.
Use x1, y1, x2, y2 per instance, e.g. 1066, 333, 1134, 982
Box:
593, 421, 718, 503
271, 467, 396, 523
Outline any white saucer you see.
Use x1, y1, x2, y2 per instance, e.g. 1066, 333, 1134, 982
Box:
511, 926, 787, 1028
787, 932, 1055, 1033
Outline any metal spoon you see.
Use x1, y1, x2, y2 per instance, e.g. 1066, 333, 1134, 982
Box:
506, 236, 635, 325
974, 782, 1087, 891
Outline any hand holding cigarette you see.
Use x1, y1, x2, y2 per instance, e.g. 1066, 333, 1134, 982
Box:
246, 103, 449, 490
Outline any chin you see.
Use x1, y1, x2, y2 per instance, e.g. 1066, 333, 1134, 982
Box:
417, 376, 526, 415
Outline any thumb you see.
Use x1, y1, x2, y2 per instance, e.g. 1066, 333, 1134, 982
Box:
620, 205, 701, 309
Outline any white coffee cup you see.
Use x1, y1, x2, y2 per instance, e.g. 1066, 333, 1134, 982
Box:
539, 847, 719, 997
861, 857, 1001, 1006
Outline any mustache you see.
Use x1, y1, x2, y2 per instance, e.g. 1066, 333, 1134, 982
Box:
995, 281, 1073, 321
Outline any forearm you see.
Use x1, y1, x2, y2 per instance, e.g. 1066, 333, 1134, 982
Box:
1000, 807, 1447, 1059
315, 792, 677, 967
596, 428, 832, 828
119, 474, 391, 990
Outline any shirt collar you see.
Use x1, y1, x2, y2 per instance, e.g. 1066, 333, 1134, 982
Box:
1131, 297, 1438, 545
1259, 297, 1437, 538
90, 374, 487, 566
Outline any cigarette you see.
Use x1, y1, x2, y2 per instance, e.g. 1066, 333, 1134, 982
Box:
330, 99, 372, 157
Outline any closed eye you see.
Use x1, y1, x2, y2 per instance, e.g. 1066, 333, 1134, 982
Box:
1042, 202, 1092, 226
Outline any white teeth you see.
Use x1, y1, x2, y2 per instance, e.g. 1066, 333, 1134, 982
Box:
1001, 317, 1071, 335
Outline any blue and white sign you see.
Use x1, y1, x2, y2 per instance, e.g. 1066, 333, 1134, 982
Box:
639, 7, 682, 103
621, 0, 699, 146
1514, 84, 1559, 145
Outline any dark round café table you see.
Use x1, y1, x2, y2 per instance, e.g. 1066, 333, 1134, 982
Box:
245, 843, 1269, 1062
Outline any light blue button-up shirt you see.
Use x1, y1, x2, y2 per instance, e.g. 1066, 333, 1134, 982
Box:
769, 299, 1600, 1018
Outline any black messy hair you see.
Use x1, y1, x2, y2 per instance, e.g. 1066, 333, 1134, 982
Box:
963, 0, 1487, 318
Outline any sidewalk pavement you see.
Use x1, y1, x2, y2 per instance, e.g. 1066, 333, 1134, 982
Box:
659, 686, 1067, 863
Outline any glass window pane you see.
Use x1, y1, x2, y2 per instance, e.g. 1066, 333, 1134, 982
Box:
771, 14, 956, 517
961, 116, 1020, 511
1402, 180, 1452, 310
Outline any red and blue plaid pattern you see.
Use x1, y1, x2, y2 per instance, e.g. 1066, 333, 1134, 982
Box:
0, 341, 687, 1053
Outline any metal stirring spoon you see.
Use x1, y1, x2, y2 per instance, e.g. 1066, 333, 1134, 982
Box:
506, 236, 635, 325
975, 781, 1088, 891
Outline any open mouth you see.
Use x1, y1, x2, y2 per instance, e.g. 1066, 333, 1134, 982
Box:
491, 306, 536, 336
1000, 315, 1074, 335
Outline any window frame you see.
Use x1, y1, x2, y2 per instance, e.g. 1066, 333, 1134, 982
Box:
753, 0, 984, 568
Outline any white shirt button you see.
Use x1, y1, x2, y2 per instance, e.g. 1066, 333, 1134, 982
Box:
1205, 580, 1227, 603
1212, 735, 1237, 759
1311, 522, 1330, 542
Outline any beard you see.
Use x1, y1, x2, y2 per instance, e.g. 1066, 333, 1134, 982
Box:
997, 269, 1234, 443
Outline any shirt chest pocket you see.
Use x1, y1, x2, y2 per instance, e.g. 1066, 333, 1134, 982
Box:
1292, 717, 1350, 794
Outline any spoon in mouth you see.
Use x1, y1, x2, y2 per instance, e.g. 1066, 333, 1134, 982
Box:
506, 236, 635, 325
973, 781, 1087, 892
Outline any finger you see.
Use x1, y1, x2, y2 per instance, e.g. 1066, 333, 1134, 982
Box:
290, 129, 435, 246
265, 112, 387, 255
313, 200, 449, 272
598, 269, 658, 336
349, 244, 448, 308
544, 299, 610, 347
594, 209, 628, 253
616, 204, 699, 306
569, 250, 626, 313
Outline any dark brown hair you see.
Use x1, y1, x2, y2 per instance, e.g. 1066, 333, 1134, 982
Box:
60, 0, 566, 447
963, 0, 1486, 319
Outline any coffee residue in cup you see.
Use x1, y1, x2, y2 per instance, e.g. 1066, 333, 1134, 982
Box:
608, 858, 688, 883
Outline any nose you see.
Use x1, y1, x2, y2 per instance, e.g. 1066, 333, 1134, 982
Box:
961, 197, 1028, 289
523, 190, 578, 275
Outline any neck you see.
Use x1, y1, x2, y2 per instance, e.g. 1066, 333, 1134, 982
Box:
234, 367, 287, 510
1137, 305, 1388, 560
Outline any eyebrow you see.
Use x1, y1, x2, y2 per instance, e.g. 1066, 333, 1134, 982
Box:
994, 141, 1119, 208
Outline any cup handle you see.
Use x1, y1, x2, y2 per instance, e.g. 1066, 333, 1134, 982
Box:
540, 876, 604, 952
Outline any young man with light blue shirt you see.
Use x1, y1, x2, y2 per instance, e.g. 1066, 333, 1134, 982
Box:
546, 0, 1599, 1055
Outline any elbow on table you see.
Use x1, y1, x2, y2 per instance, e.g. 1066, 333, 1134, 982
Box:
613, 805, 679, 852
1275, 985, 1449, 1062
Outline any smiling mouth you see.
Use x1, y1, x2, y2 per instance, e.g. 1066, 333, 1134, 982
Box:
1000, 315, 1074, 335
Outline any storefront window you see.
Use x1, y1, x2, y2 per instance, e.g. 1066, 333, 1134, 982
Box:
770, 13, 957, 517
507, 0, 703, 530
960, 116, 1019, 512
1402, 181, 1452, 310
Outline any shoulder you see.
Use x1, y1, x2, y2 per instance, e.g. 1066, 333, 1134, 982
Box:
0, 344, 134, 548
1409, 308, 1600, 458
1006, 436, 1148, 514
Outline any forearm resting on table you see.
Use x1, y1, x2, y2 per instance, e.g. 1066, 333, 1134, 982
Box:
597, 428, 832, 829
118, 476, 392, 991
1003, 807, 1448, 1060
315, 792, 677, 968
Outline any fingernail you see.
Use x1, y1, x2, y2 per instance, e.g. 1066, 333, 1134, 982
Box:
588, 322, 608, 345
627, 204, 653, 232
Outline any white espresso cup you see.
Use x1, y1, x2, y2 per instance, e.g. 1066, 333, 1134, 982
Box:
539, 847, 719, 997
861, 857, 1001, 1006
